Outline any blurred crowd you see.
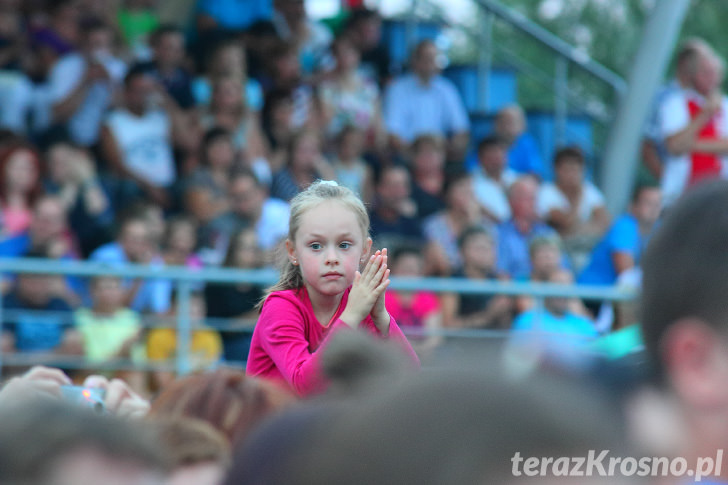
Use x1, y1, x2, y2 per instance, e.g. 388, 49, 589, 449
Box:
0, 0, 727, 483
0, 0, 659, 375
0, 0, 724, 391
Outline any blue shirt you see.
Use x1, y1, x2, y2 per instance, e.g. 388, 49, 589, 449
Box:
511, 309, 598, 366
0, 232, 86, 302
507, 133, 545, 179
89, 242, 172, 314
496, 220, 557, 279
513, 309, 598, 338
578, 214, 645, 286
196, 0, 272, 30
0, 232, 31, 257
384, 74, 470, 143
3, 293, 72, 352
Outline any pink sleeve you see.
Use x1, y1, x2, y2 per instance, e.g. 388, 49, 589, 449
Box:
359, 315, 421, 369
256, 297, 352, 396
386, 315, 421, 368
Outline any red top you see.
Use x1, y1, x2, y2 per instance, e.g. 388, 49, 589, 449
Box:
385, 291, 441, 328
687, 98, 722, 186
246, 286, 420, 396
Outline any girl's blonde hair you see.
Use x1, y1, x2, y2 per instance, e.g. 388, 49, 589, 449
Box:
258, 180, 370, 308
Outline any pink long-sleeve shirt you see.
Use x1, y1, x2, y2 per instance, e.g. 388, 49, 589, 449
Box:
246, 286, 420, 396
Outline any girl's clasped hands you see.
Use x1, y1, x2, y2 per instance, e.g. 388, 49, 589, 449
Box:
340, 248, 391, 334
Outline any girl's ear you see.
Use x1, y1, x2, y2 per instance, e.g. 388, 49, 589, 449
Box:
286, 239, 297, 265
362, 237, 373, 259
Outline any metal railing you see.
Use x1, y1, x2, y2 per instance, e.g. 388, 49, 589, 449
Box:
0, 258, 638, 377
473, 0, 627, 153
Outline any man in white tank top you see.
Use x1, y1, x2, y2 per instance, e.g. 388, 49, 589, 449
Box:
100, 67, 179, 207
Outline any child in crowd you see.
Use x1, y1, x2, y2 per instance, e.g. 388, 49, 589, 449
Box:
441, 226, 513, 329
161, 215, 202, 269
246, 180, 419, 396
146, 291, 223, 390
0, 143, 43, 238
329, 125, 373, 204
516, 236, 592, 317
385, 245, 443, 357
510, 268, 598, 368
74, 275, 142, 363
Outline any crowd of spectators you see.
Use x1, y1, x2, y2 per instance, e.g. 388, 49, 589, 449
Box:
0, 0, 713, 384
3, 2, 728, 484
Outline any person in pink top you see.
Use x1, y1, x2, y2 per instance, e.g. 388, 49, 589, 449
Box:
246, 180, 419, 396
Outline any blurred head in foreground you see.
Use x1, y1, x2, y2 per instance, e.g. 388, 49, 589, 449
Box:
226, 336, 636, 484
640, 180, 728, 477
150, 368, 297, 447
0, 400, 167, 485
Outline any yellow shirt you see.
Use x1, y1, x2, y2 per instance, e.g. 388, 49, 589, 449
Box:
146, 327, 222, 368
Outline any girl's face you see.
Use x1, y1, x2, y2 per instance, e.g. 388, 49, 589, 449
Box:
6, 150, 38, 192
462, 233, 495, 271
288, 201, 371, 299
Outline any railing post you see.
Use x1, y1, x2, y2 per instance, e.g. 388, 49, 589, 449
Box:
175, 281, 193, 376
0, 288, 4, 380
554, 55, 568, 147
477, 10, 494, 112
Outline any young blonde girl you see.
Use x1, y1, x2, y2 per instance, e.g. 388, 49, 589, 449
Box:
246, 180, 419, 396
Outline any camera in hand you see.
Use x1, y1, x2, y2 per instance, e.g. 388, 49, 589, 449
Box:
60, 385, 106, 414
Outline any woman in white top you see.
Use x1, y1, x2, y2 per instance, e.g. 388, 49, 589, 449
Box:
537, 146, 610, 269
319, 35, 385, 152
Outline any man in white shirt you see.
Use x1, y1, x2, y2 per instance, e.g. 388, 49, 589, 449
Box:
384, 40, 470, 161
472, 136, 518, 223
100, 67, 182, 208
47, 19, 127, 148
658, 45, 728, 207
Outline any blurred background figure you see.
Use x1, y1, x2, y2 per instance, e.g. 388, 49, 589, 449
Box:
205, 228, 264, 364
493, 104, 544, 178
384, 40, 470, 162
385, 245, 443, 358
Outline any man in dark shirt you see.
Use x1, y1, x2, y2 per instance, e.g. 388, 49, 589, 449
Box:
369, 165, 424, 250
134, 25, 195, 110
2, 262, 80, 355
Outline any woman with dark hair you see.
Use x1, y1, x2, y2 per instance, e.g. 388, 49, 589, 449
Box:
269, 129, 333, 202
204, 228, 264, 363
183, 127, 235, 228
0, 143, 43, 237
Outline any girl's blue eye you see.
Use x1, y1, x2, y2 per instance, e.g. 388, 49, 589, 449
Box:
339, 242, 351, 249
310, 243, 322, 250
